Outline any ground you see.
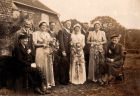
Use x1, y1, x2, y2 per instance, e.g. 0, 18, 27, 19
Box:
0, 53, 140, 96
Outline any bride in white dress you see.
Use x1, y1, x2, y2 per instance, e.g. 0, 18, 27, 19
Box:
69, 24, 86, 84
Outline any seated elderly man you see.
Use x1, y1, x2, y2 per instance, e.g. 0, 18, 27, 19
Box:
106, 34, 124, 82
13, 33, 50, 94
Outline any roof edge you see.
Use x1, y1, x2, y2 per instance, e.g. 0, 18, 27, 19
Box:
13, 1, 58, 15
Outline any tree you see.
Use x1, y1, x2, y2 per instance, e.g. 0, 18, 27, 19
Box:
61, 19, 89, 35
126, 29, 140, 49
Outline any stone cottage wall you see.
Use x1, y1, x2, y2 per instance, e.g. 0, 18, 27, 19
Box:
0, 0, 12, 22
14, 4, 62, 32
49, 14, 62, 33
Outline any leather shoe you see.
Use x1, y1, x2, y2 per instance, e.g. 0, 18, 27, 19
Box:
41, 85, 47, 92
41, 84, 51, 94
44, 90, 51, 94
34, 87, 45, 95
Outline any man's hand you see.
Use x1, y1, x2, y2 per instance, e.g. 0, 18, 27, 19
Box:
31, 63, 37, 68
109, 49, 112, 54
62, 51, 66, 56
110, 59, 114, 62
107, 58, 114, 62
106, 58, 111, 62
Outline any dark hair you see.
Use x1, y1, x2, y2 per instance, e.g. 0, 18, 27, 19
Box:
49, 21, 55, 25
39, 22, 48, 28
64, 20, 71, 24
93, 23, 101, 30
18, 33, 29, 40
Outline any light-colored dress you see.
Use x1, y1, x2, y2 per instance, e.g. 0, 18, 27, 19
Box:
87, 30, 107, 81
33, 31, 55, 88
69, 33, 86, 84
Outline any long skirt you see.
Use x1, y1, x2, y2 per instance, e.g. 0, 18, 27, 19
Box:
69, 51, 86, 84
88, 48, 106, 81
35, 47, 55, 88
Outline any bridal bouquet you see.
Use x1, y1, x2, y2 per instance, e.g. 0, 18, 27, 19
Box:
71, 42, 82, 56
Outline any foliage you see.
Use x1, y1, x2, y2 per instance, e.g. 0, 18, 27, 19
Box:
126, 29, 140, 49
61, 19, 89, 33
62, 16, 140, 50
0, 11, 25, 55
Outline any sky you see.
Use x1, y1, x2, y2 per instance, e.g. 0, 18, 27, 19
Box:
39, 0, 140, 29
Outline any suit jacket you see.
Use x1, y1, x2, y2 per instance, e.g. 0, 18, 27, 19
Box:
13, 43, 35, 68
83, 31, 90, 54
58, 28, 71, 55
106, 42, 124, 62
48, 30, 57, 39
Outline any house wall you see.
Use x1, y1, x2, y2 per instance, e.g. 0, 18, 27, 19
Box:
49, 14, 62, 33
14, 3, 62, 32
0, 0, 12, 22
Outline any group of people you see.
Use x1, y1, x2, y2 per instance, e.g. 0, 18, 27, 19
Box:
0, 19, 124, 95
57, 20, 124, 86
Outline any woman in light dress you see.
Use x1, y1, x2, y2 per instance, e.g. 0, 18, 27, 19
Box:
33, 22, 55, 89
87, 21, 107, 85
69, 24, 86, 84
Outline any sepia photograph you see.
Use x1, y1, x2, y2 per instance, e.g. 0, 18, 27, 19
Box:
0, 0, 140, 95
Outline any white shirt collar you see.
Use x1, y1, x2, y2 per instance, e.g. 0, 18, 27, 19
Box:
64, 27, 70, 33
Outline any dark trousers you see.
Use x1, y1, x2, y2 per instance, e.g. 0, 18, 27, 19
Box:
106, 60, 123, 77
22, 66, 46, 89
0, 70, 6, 87
84, 53, 89, 78
53, 52, 60, 83
58, 55, 70, 84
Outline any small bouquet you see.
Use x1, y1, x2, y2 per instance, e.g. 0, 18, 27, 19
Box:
91, 41, 104, 53
49, 38, 59, 54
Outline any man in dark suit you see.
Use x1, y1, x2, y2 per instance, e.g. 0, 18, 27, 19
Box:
57, 20, 71, 85
106, 34, 124, 82
82, 29, 90, 78
13, 33, 50, 94
49, 22, 57, 38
